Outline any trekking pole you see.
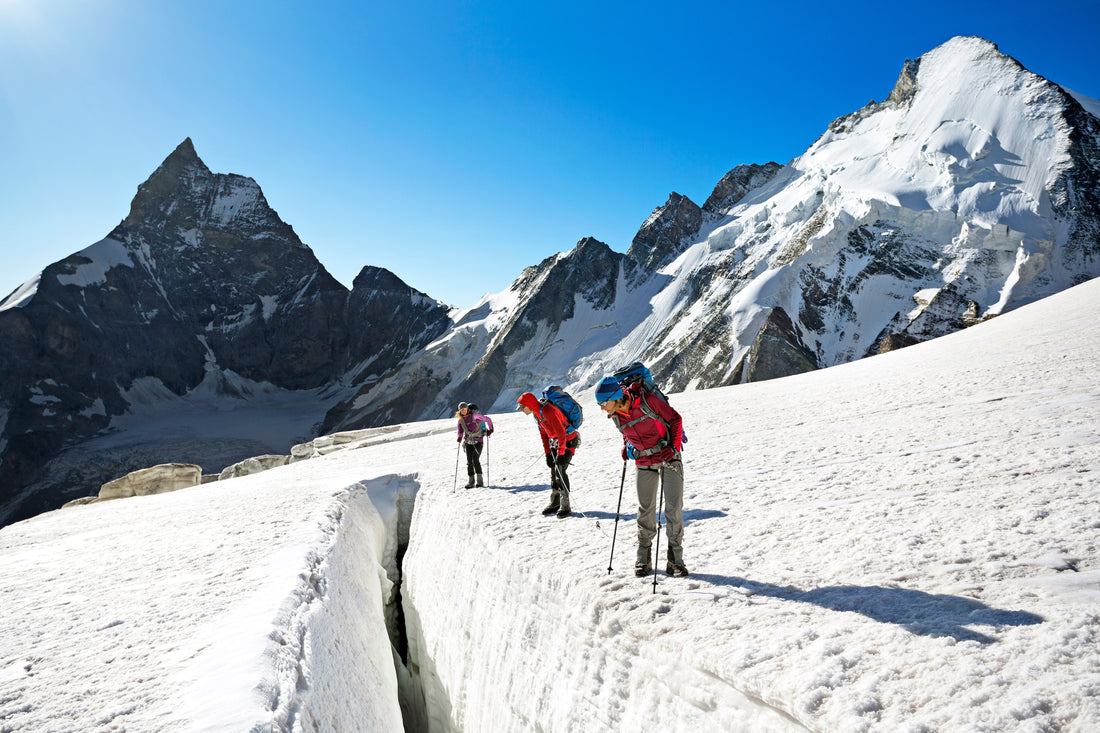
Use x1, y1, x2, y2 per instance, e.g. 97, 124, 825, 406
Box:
484, 437, 489, 487
453, 442, 461, 493
553, 461, 581, 513
552, 461, 571, 502
607, 460, 628, 574
652, 468, 665, 594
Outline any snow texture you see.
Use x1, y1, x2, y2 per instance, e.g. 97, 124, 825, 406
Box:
1, 272, 1098, 731
0, 273, 41, 312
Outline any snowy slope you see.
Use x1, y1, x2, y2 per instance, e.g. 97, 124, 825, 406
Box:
1, 276, 1098, 731
402, 277, 1100, 731
613, 37, 1100, 372
327, 36, 1100, 426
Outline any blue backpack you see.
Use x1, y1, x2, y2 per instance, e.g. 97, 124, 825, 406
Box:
541, 385, 583, 435
611, 361, 686, 447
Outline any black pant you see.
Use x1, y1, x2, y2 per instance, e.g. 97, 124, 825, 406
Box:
547, 436, 580, 492
464, 442, 484, 476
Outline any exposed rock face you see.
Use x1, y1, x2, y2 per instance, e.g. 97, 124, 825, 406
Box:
109, 138, 351, 390
345, 266, 451, 383
319, 267, 451, 433
627, 193, 703, 272
98, 463, 203, 500
738, 308, 820, 383
1052, 90, 1100, 275
702, 163, 784, 215
323, 236, 626, 429
0, 140, 448, 525
450, 236, 623, 401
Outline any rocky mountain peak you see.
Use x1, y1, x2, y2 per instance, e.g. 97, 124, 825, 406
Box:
627, 192, 702, 271
123, 138, 212, 226
885, 57, 921, 107
166, 136, 201, 166
352, 264, 415, 293
702, 162, 783, 215
120, 138, 291, 249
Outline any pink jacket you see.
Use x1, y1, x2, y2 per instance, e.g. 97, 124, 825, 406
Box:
456, 413, 494, 443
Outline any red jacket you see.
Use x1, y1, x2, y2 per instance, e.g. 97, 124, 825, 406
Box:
611, 384, 682, 467
517, 392, 575, 456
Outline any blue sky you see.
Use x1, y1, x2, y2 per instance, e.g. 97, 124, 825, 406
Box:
1, 1, 1096, 309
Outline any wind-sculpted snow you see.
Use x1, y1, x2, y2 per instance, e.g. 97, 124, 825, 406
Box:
1, 278, 1098, 730
0, 460, 420, 731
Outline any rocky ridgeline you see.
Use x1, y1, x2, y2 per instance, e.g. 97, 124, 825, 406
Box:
0, 140, 449, 524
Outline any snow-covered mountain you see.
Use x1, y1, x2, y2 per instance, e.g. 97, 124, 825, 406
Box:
2, 274, 1096, 732
327, 36, 1100, 428
2, 36, 1098, 525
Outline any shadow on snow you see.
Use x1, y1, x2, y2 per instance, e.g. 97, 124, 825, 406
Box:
690, 574, 1043, 644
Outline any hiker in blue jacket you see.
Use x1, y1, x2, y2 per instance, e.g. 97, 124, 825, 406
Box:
456, 402, 493, 488
596, 376, 688, 577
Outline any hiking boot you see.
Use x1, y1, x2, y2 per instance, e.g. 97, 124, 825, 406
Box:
556, 496, 571, 518
541, 490, 561, 515
464, 477, 475, 489
475, 474, 485, 487
666, 562, 690, 577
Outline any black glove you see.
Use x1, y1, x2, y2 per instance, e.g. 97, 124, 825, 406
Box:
555, 453, 570, 466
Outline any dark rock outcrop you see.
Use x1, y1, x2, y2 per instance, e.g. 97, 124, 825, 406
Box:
0, 140, 448, 525
739, 307, 820, 383
702, 163, 784, 215
627, 193, 703, 272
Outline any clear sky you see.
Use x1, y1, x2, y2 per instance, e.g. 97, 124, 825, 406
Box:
1, 0, 1096, 309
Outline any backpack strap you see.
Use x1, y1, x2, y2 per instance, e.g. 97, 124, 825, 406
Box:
610, 392, 672, 457
459, 416, 485, 440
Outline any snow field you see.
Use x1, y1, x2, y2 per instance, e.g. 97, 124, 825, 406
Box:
0, 452, 426, 732
404, 277, 1100, 731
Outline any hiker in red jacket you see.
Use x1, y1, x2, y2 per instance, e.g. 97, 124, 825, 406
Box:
595, 376, 688, 577
516, 391, 579, 518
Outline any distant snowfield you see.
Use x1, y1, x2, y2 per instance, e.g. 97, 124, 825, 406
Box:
1, 278, 1098, 731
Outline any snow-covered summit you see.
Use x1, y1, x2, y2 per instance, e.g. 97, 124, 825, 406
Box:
802, 36, 1071, 235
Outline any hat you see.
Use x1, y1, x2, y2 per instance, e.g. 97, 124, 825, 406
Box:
516, 392, 539, 411
458, 402, 469, 410
594, 376, 623, 403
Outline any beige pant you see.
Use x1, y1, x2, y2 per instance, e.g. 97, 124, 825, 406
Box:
636, 460, 684, 565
